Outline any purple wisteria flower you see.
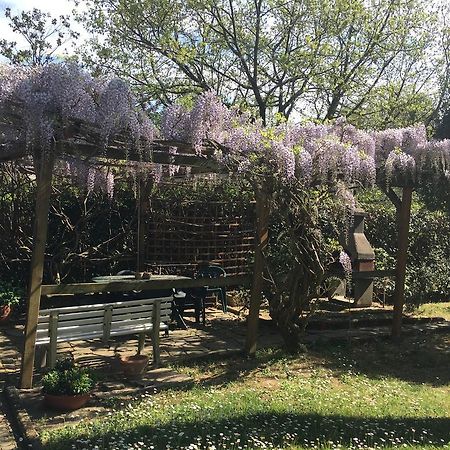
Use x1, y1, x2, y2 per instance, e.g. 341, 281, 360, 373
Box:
372, 128, 404, 166
189, 91, 232, 154
161, 104, 191, 141
385, 149, 416, 185
0, 63, 156, 196
271, 141, 295, 179
401, 124, 427, 155
339, 251, 352, 277
168, 146, 180, 177
296, 149, 313, 185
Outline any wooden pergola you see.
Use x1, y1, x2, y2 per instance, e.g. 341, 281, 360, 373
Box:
1, 116, 414, 390
1, 127, 271, 388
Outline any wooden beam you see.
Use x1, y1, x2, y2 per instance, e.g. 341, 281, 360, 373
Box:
391, 186, 413, 339
20, 154, 54, 389
245, 187, 269, 356
61, 141, 224, 172
41, 274, 252, 296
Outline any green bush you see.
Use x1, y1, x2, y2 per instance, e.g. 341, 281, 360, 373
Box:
42, 358, 95, 396
0, 282, 23, 307
358, 188, 450, 304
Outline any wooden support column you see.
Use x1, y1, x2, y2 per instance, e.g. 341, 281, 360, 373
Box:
136, 178, 153, 272
20, 154, 54, 389
245, 187, 269, 356
391, 186, 413, 339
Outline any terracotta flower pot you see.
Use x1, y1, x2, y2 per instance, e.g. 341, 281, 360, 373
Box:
0, 305, 12, 323
44, 392, 91, 410
119, 354, 149, 378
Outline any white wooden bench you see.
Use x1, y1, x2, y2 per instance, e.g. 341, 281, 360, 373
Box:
35, 296, 173, 368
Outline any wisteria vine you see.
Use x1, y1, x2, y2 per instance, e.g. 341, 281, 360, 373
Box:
1, 64, 450, 197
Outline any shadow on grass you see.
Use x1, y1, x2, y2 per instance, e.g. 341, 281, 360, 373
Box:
42, 410, 450, 450
309, 332, 450, 387
169, 329, 450, 388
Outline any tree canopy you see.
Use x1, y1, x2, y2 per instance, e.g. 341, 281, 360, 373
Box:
0, 8, 79, 66
77, 0, 450, 127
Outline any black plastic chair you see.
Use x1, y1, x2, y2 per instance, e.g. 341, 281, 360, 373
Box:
173, 287, 206, 326
196, 265, 227, 313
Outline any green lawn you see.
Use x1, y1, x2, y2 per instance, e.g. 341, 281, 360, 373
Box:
41, 331, 450, 450
413, 302, 450, 321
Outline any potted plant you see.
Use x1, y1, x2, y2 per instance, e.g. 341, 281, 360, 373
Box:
0, 282, 22, 323
42, 358, 95, 410
118, 351, 149, 378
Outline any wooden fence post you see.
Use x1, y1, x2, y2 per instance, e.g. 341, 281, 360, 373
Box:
20, 154, 54, 389
245, 187, 269, 356
391, 186, 413, 339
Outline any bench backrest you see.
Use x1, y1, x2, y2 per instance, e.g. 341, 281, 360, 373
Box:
36, 296, 173, 345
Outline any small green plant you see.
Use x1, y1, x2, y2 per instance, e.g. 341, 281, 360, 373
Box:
42, 358, 95, 396
0, 282, 23, 307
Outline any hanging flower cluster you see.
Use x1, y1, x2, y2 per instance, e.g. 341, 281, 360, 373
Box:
0, 63, 156, 155
161, 93, 450, 190
161, 91, 232, 154
2, 65, 450, 197
57, 157, 115, 198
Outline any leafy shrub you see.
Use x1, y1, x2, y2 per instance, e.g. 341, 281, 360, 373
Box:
42, 358, 95, 396
0, 282, 23, 307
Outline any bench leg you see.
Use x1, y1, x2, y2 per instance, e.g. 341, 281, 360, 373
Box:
152, 330, 160, 368
48, 312, 58, 369
48, 341, 57, 369
138, 333, 146, 355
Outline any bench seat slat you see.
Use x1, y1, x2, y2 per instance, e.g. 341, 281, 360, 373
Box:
36, 323, 169, 345
37, 310, 171, 331
36, 310, 171, 332
37, 302, 172, 326
38, 309, 106, 324
37, 316, 166, 338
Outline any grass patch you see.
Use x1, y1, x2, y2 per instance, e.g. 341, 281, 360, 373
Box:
40, 333, 450, 450
412, 302, 450, 321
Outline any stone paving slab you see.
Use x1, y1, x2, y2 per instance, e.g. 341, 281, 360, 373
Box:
0, 397, 17, 450
0, 325, 21, 450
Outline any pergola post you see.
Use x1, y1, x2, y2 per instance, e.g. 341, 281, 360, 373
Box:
245, 187, 269, 356
20, 154, 54, 389
136, 179, 153, 272
391, 186, 413, 339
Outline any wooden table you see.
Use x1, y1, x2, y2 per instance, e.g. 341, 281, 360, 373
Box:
92, 274, 190, 283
